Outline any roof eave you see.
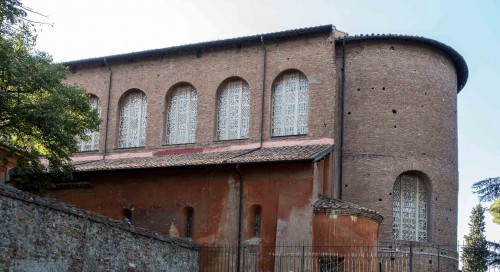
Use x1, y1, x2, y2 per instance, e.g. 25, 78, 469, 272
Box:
60, 25, 334, 66
336, 35, 468, 93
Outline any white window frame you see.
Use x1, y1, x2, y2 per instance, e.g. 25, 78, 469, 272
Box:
166, 85, 197, 145
392, 174, 428, 242
77, 96, 100, 152
216, 79, 250, 140
118, 91, 148, 148
271, 71, 309, 136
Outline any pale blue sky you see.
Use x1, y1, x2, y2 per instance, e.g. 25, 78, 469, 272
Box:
24, 0, 500, 242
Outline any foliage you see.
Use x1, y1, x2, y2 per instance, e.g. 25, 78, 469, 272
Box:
491, 199, 500, 225
0, 0, 100, 188
473, 177, 500, 225
462, 204, 489, 272
473, 177, 500, 202
488, 241, 500, 269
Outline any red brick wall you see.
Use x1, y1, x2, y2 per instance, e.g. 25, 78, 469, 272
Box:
336, 40, 458, 245
66, 33, 337, 156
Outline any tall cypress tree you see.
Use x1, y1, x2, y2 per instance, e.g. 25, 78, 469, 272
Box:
462, 204, 489, 272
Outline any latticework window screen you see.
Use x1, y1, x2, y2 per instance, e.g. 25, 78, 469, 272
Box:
77, 96, 101, 152
271, 72, 309, 136
392, 174, 428, 242
118, 91, 148, 148
217, 79, 250, 140
166, 85, 197, 145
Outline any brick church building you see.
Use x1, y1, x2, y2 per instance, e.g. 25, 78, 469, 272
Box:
38, 25, 467, 270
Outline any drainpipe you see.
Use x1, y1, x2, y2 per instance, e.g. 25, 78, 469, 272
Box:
102, 58, 113, 160
235, 164, 243, 272
259, 35, 267, 148
234, 36, 266, 270
338, 40, 346, 199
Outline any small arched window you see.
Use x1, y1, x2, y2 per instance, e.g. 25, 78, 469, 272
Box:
271, 71, 309, 136
216, 79, 250, 140
184, 206, 194, 238
166, 85, 197, 145
249, 204, 262, 238
392, 173, 428, 242
118, 90, 147, 148
78, 95, 100, 151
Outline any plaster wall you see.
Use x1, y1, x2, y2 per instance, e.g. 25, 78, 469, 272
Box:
42, 163, 318, 247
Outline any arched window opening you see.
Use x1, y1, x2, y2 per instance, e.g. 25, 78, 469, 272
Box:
118, 90, 147, 148
216, 79, 250, 140
392, 173, 428, 242
249, 204, 262, 238
184, 206, 194, 238
166, 85, 197, 145
78, 95, 100, 151
271, 71, 309, 137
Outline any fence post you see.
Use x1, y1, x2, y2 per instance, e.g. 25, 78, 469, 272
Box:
301, 245, 305, 272
242, 246, 246, 272
409, 243, 413, 272
437, 244, 440, 272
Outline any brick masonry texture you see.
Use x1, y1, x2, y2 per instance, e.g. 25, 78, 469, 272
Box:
67, 32, 337, 156
336, 39, 459, 246
0, 183, 198, 271
59, 27, 466, 260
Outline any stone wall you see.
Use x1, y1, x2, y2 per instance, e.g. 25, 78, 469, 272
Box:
0, 183, 198, 271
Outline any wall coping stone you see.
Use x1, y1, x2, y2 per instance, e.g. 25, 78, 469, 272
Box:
0, 183, 198, 250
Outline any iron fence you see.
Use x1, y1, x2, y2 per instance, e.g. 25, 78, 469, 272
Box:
199, 241, 499, 272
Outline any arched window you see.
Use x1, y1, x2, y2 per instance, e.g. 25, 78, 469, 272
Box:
78, 95, 100, 151
166, 85, 197, 144
249, 204, 262, 238
184, 206, 194, 238
271, 71, 309, 136
216, 79, 250, 140
118, 90, 148, 148
392, 173, 428, 241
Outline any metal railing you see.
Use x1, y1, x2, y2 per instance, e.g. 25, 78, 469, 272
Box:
199, 241, 499, 272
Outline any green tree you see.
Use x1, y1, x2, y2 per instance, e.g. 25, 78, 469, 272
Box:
473, 177, 500, 203
473, 177, 500, 269
473, 177, 500, 224
490, 199, 500, 225
488, 241, 500, 269
462, 204, 489, 272
0, 0, 100, 188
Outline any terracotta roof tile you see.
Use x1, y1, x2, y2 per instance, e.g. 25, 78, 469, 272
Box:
313, 195, 383, 223
75, 144, 333, 172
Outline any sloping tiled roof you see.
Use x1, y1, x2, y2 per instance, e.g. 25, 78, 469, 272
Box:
313, 195, 383, 224
75, 144, 333, 172
336, 34, 468, 92
61, 25, 333, 66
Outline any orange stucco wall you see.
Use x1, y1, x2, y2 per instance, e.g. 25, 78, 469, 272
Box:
313, 214, 379, 247
42, 162, 317, 247
0, 148, 18, 183
313, 213, 380, 270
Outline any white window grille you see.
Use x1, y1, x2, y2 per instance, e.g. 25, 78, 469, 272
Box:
77, 96, 100, 152
166, 85, 197, 144
118, 91, 148, 148
271, 72, 309, 136
217, 79, 250, 140
392, 174, 427, 242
